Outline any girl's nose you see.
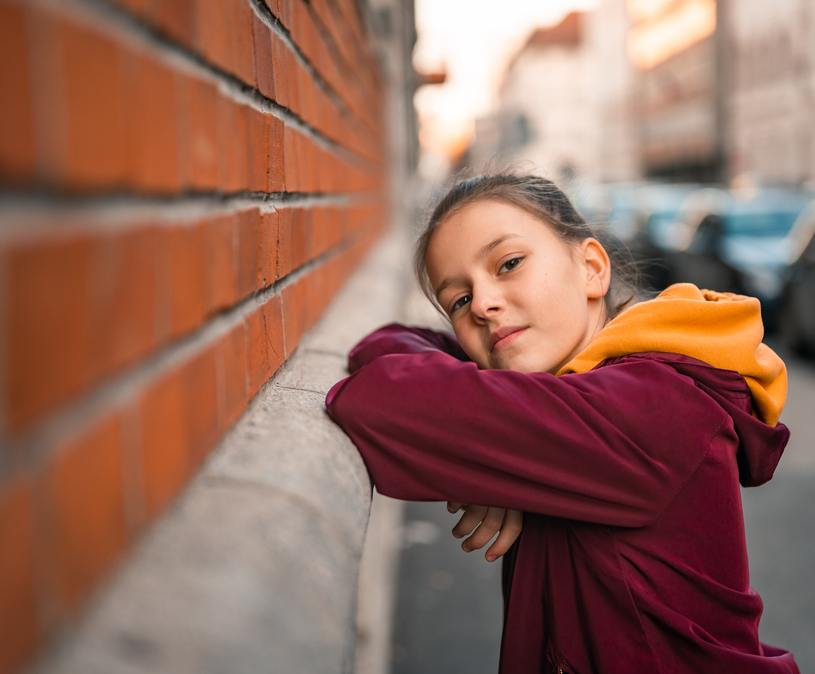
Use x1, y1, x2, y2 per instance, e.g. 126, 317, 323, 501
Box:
470, 287, 503, 321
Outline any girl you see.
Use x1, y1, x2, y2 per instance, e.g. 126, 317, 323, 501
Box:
326, 173, 799, 673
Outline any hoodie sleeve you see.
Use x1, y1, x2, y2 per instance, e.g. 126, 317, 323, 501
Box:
326, 331, 732, 528
347, 322, 470, 373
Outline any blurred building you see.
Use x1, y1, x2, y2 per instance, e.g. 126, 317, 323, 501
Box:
465, 13, 600, 180
723, 0, 815, 184
461, 0, 815, 188
586, 0, 641, 182
627, 0, 721, 181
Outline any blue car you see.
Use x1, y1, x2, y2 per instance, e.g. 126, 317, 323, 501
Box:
667, 187, 813, 330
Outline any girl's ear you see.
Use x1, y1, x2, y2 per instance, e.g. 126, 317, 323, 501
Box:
581, 238, 611, 299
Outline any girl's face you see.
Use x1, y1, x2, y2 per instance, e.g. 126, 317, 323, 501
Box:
425, 199, 611, 373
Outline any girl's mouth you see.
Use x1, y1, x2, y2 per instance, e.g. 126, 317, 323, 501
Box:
490, 326, 527, 352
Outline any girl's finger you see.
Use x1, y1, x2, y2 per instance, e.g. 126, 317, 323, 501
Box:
485, 509, 524, 562
461, 507, 506, 551
447, 502, 467, 514
451, 504, 488, 538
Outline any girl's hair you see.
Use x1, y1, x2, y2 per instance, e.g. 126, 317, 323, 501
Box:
414, 171, 639, 319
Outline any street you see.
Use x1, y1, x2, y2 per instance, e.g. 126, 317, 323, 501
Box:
391, 344, 815, 674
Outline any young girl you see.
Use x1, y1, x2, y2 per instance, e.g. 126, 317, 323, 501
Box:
326, 173, 799, 673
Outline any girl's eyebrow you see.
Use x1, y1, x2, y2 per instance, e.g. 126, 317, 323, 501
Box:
434, 234, 524, 296
477, 233, 523, 261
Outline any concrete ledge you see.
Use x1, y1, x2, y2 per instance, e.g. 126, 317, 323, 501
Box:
34, 229, 410, 674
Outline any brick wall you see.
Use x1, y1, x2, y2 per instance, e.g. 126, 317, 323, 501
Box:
0, 0, 386, 671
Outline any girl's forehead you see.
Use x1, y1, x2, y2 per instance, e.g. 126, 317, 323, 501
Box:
429, 200, 550, 250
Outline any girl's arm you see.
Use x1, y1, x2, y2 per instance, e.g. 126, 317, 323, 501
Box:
348, 323, 470, 373
347, 323, 523, 559
327, 348, 730, 528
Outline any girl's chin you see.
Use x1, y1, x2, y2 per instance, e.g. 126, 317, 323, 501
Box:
490, 354, 549, 374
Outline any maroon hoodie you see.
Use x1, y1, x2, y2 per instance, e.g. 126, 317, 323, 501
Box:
326, 323, 798, 673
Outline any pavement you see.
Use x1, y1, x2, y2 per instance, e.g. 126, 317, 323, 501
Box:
390, 340, 815, 674
742, 341, 815, 672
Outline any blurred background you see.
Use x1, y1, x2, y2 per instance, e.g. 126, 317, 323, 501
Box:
394, 0, 815, 673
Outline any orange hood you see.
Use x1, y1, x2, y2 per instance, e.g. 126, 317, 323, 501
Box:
558, 283, 787, 427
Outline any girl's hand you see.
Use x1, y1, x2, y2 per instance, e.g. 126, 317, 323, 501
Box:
447, 502, 523, 562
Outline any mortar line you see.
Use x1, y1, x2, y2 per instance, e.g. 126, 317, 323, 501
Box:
0, 190, 383, 238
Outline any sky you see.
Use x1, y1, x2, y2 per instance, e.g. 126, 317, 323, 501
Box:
413, 0, 599, 158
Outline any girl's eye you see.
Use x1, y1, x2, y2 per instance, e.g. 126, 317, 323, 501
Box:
450, 294, 472, 313
499, 257, 523, 273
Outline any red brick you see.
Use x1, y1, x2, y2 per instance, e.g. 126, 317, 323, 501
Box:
296, 131, 308, 193
0, 3, 36, 184
298, 131, 309, 193
153, 226, 173, 345
244, 308, 271, 398
169, 223, 206, 337
281, 280, 303, 355
140, 369, 190, 518
252, 13, 275, 100
154, 0, 195, 45
307, 139, 319, 192
195, 0, 228, 69
283, 126, 297, 192
6, 235, 92, 432
271, 116, 285, 191
189, 79, 218, 190
290, 208, 310, 269
271, 33, 289, 109
277, 209, 293, 278
233, 103, 249, 191
216, 97, 248, 192
262, 0, 281, 19
311, 207, 327, 257
231, 0, 256, 84
236, 208, 261, 298
217, 324, 247, 429
0, 479, 41, 674
295, 62, 308, 121
88, 227, 156, 381
174, 74, 194, 189
135, 58, 179, 193
181, 345, 219, 465
118, 49, 142, 188
263, 294, 285, 369
45, 415, 127, 612
248, 108, 271, 192
216, 96, 236, 192
301, 68, 316, 127
61, 23, 126, 190
302, 266, 316, 330
203, 214, 238, 314
287, 55, 301, 117
260, 211, 279, 287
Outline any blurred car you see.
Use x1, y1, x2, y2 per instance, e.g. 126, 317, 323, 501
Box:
625, 183, 702, 291
778, 200, 815, 355
566, 181, 643, 239
570, 181, 702, 291
668, 187, 813, 330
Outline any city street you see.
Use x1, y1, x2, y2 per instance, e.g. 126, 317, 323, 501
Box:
391, 343, 815, 674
